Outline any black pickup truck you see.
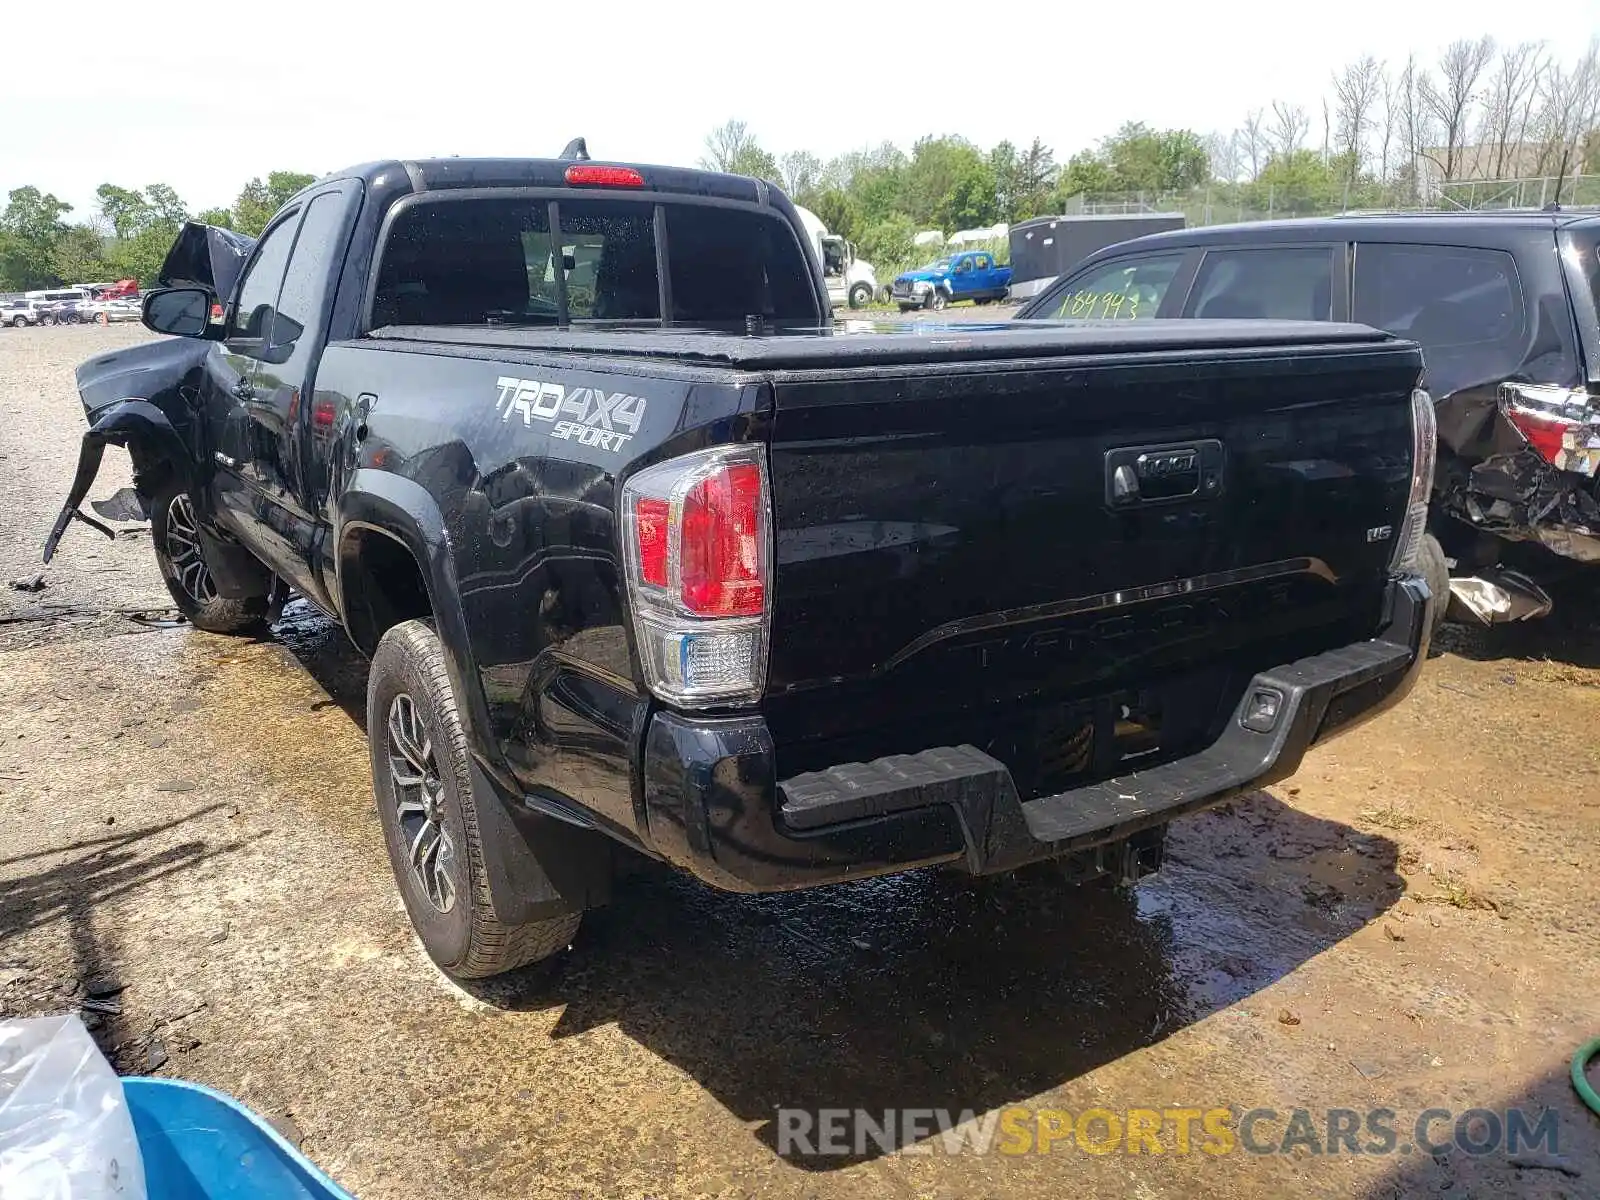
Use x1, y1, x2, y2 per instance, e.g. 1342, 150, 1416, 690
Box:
44, 151, 1436, 978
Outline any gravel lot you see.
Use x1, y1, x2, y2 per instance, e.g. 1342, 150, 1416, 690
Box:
1, 324, 1598, 1198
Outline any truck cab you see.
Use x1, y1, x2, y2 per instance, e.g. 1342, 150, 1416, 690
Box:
795, 204, 878, 308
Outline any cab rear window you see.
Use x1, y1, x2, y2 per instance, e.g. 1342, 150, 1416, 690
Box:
371, 196, 817, 328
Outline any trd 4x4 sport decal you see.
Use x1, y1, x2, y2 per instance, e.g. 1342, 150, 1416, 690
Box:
494, 376, 647, 453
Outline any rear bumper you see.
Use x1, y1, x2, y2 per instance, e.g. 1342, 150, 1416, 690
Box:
640, 575, 1432, 893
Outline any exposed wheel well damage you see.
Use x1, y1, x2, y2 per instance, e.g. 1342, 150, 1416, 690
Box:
339, 527, 434, 657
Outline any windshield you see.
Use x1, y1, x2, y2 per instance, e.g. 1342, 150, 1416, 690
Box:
372, 196, 817, 328
915, 258, 953, 273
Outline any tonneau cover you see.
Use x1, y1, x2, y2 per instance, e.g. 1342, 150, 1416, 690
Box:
369, 318, 1402, 371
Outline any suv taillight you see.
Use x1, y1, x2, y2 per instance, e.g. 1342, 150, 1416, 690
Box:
621, 445, 771, 707
1501, 382, 1599, 473
1390, 387, 1437, 574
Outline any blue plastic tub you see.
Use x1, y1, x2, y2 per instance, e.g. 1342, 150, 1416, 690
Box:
121, 1077, 357, 1199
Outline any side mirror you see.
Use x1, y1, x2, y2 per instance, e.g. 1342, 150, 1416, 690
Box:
142, 288, 218, 339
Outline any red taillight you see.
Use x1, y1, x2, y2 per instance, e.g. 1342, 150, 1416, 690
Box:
635, 496, 670, 587
564, 164, 645, 188
620, 445, 770, 707
680, 463, 765, 616
1505, 407, 1572, 465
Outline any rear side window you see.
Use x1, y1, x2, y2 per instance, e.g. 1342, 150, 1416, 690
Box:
1042, 253, 1183, 319
1353, 243, 1528, 394
1353, 244, 1523, 346
372, 196, 815, 328
1185, 247, 1334, 321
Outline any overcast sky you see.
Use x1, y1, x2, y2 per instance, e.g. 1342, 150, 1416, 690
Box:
4, 0, 1595, 221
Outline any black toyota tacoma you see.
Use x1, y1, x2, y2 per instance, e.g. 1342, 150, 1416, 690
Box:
43, 151, 1435, 978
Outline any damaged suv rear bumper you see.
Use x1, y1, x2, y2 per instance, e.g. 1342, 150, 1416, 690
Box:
640, 575, 1432, 893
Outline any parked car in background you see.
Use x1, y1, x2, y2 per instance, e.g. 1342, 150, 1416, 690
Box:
85, 296, 143, 323
892, 250, 1012, 310
2, 299, 39, 328
1015, 211, 1600, 628
40, 298, 91, 325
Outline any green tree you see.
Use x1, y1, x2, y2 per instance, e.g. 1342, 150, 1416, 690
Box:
902, 136, 987, 227
106, 224, 181, 286
194, 206, 235, 229
51, 226, 110, 283
856, 214, 916, 271
0, 187, 73, 288
1243, 149, 1342, 212
1058, 150, 1114, 198
231, 171, 316, 236
807, 187, 859, 240
144, 183, 188, 227
940, 158, 999, 230
95, 184, 152, 239
1102, 123, 1210, 192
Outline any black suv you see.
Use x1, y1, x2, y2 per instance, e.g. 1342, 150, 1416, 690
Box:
1016, 212, 1600, 621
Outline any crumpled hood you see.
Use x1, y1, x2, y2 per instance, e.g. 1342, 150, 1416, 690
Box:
158, 221, 256, 297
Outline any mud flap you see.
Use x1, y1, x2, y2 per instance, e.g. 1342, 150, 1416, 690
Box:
468, 757, 612, 924
41, 400, 190, 564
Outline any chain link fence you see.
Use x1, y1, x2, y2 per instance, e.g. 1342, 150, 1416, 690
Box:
1062, 174, 1599, 227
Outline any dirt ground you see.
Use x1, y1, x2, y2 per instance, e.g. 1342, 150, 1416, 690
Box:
1, 324, 1598, 1199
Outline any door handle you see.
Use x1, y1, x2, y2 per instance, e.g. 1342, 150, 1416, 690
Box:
232, 378, 254, 401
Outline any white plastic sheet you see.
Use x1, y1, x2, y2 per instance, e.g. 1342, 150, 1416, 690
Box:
0, 1016, 146, 1200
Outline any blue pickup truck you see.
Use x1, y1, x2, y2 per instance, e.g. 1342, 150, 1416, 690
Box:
891, 250, 1013, 311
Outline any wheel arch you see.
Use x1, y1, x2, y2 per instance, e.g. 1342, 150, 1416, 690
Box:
338, 471, 613, 927
334, 471, 494, 758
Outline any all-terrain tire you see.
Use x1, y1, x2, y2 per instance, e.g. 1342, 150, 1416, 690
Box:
1419, 532, 1451, 637
369, 619, 581, 978
149, 478, 270, 634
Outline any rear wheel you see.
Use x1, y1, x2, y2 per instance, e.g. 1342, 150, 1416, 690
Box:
149, 478, 271, 634
369, 619, 581, 978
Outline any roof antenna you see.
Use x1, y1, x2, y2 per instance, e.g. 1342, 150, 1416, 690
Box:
560, 137, 591, 161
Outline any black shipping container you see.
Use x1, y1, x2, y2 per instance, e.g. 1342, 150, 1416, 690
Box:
1009, 213, 1187, 284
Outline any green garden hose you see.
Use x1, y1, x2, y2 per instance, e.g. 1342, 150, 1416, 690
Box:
1574, 1037, 1600, 1117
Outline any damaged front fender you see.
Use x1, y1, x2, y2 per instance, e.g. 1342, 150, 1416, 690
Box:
41, 400, 192, 563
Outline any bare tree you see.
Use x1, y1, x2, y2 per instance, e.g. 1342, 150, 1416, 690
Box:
1268, 100, 1310, 158
1321, 98, 1332, 163
702, 120, 757, 173
1480, 42, 1547, 177
1240, 109, 1268, 179
1397, 55, 1442, 199
1333, 55, 1383, 182
1421, 36, 1496, 180
1378, 64, 1398, 181
1530, 39, 1600, 200
1206, 131, 1244, 182
779, 150, 822, 198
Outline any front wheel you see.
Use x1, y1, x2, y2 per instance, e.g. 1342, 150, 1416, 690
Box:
369, 619, 582, 978
928, 290, 949, 311
149, 478, 271, 633
848, 282, 872, 309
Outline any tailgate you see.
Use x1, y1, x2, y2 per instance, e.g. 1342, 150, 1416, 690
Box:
763, 338, 1422, 785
